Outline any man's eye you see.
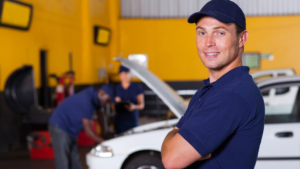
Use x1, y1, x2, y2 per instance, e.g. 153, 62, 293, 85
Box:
219, 32, 224, 35
199, 32, 205, 35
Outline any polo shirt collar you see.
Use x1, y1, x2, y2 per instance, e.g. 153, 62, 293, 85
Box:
203, 66, 250, 87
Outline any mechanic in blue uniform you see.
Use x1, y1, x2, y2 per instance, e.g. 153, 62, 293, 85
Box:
49, 84, 114, 169
114, 66, 145, 134
161, 1, 265, 169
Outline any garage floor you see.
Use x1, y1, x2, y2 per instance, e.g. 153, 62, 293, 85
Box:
0, 116, 163, 169
0, 146, 92, 169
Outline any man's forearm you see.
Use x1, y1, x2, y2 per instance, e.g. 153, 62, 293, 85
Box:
162, 128, 211, 168
163, 128, 179, 143
161, 128, 179, 159
133, 103, 144, 111
82, 118, 104, 143
97, 110, 107, 137
199, 154, 211, 161
85, 129, 104, 143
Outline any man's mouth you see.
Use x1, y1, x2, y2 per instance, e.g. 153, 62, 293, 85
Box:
204, 52, 220, 58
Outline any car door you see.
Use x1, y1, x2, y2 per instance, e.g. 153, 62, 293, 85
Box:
264, 87, 298, 115
262, 88, 275, 107
256, 83, 300, 169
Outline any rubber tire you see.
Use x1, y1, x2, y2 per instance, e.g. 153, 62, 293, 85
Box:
123, 152, 165, 169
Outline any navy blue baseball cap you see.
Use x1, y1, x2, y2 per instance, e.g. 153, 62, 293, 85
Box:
119, 65, 130, 74
188, 0, 246, 30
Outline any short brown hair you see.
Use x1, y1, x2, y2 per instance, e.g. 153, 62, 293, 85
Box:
231, 23, 245, 51
234, 23, 245, 36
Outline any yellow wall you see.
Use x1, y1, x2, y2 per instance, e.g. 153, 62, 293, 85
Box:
118, 15, 300, 81
1, 0, 300, 90
81, 0, 112, 84
247, 16, 300, 72
0, 0, 112, 91
119, 19, 207, 81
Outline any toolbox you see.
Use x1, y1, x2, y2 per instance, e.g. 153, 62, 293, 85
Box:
27, 131, 54, 159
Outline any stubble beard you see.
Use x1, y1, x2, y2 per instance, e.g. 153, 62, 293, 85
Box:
198, 42, 241, 71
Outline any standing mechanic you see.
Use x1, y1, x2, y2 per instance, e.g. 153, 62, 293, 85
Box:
114, 66, 145, 134
49, 84, 113, 169
161, 0, 265, 169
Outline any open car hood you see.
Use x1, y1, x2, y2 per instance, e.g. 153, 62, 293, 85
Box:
114, 57, 187, 118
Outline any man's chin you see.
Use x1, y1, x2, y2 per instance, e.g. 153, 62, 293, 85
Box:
204, 64, 223, 71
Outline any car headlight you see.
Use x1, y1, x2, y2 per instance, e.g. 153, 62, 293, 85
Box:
91, 145, 113, 157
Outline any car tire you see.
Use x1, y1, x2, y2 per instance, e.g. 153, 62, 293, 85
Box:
123, 151, 165, 169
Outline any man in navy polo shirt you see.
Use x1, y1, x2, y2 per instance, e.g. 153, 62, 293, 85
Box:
49, 84, 113, 169
161, 0, 265, 169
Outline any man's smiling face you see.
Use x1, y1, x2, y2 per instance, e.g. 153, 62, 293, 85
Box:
196, 16, 241, 71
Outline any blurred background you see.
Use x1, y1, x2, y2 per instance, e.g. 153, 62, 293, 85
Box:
1, 0, 300, 168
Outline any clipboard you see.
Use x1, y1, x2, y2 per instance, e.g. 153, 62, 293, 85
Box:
115, 101, 131, 113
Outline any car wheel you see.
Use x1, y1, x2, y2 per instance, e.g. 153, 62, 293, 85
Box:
123, 151, 165, 169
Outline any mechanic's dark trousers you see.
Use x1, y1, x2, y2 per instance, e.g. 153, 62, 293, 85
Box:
49, 124, 82, 169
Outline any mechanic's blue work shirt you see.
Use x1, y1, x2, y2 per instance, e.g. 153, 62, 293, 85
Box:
49, 87, 100, 138
115, 83, 144, 122
177, 66, 265, 169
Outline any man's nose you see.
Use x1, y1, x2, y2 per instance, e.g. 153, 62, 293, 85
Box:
205, 35, 216, 47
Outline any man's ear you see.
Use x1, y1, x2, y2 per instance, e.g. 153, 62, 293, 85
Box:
239, 30, 249, 48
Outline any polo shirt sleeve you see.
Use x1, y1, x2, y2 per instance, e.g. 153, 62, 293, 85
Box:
81, 104, 94, 120
115, 85, 121, 97
178, 92, 250, 157
176, 89, 201, 129
176, 115, 186, 128
81, 111, 93, 120
136, 84, 144, 95
81, 87, 98, 120
176, 94, 198, 128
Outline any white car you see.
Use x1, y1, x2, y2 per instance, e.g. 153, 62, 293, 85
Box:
86, 59, 300, 169
251, 69, 298, 117
255, 76, 300, 169
251, 68, 295, 81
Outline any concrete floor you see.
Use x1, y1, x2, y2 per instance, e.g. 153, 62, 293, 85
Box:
0, 116, 163, 169
0, 146, 92, 169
